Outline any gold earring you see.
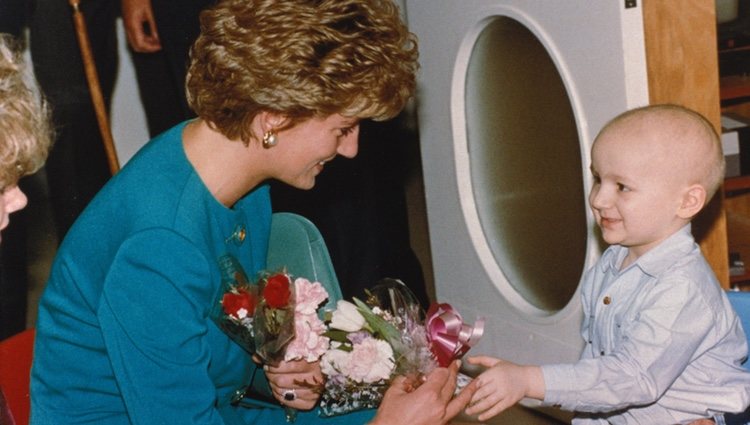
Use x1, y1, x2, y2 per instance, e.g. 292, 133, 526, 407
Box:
262, 131, 278, 149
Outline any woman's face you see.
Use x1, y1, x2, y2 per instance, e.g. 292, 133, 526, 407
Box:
0, 185, 28, 243
272, 113, 360, 189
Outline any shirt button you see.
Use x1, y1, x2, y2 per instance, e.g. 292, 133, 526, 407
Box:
603, 296, 611, 305
600, 351, 605, 355
235, 228, 246, 242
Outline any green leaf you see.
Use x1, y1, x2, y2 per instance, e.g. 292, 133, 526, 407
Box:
323, 329, 351, 343
352, 298, 406, 355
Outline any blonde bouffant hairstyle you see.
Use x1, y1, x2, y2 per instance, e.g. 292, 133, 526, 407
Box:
0, 35, 52, 188
186, 0, 419, 144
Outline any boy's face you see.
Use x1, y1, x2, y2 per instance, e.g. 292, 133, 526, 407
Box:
0, 184, 27, 243
588, 126, 689, 259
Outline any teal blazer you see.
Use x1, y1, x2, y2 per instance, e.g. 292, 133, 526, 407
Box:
30, 122, 374, 424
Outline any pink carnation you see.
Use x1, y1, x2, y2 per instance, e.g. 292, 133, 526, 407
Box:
294, 278, 328, 315
283, 278, 330, 362
344, 336, 395, 383
285, 313, 329, 362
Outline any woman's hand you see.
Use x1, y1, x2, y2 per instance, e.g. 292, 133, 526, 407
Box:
369, 360, 477, 425
264, 359, 324, 411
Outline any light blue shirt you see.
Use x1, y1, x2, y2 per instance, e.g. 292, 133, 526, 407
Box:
542, 224, 750, 424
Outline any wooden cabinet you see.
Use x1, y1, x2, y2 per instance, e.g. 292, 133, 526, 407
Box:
643, 0, 730, 288
717, 9, 750, 289
724, 178, 750, 288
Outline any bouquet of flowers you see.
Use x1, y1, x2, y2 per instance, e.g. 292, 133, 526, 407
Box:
213, 254, 332, 422
318, 278, 484, 417
214, 254, 330, 365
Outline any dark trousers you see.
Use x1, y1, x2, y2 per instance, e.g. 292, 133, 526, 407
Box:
0, 0, 27, 39
29, 0, 116, 238
724, 403, 750, 424
128, 0, 208, 136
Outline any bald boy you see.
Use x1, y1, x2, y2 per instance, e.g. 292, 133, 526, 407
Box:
464, 105, 750, 424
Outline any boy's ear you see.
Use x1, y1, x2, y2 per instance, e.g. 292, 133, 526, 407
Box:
677, 184, 707, 219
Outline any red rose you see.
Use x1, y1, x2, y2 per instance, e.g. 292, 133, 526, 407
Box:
222, 288, 256, 319
263, 273, 292, 308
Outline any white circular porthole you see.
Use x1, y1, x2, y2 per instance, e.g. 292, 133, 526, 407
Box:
453, 15, 588, 314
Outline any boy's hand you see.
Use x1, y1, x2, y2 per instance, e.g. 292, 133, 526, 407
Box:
464, 356, 545, 422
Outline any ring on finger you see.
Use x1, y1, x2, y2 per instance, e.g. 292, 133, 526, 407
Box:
282, 388, 297, 402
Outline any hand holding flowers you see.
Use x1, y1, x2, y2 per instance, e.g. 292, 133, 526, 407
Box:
318, 279, 484, 417
369, 360, 479, 425
213, 257, 332, 422
264, 359, 324, 411
265, 276, 331, 417
215, 263, 483, 420
266, 276, 331, 421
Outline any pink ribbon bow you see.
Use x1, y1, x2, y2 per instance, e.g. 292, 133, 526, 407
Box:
425, 302, 485, 367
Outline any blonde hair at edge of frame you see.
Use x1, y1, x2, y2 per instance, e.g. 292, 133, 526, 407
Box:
595, 104, 725, 204
186, 0, 420, 145
0, 34, 52, 188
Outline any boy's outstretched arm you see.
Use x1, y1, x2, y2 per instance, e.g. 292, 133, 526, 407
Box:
464, 356, 545, 422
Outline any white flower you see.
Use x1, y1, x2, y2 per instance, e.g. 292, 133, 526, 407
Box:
330, 300, 366, 332
321, 347, 351, 376
236, 308, 249, 319
346, 336, 395, 383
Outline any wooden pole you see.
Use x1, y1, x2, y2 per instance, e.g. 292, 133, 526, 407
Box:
68, 0, 120, 175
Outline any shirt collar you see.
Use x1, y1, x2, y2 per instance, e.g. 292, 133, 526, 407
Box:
598, 223, 695, 278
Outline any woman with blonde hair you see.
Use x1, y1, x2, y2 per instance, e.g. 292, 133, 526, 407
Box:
0, 32, 52, 419
0, 34, 51, 241
30, 1, 474, 424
